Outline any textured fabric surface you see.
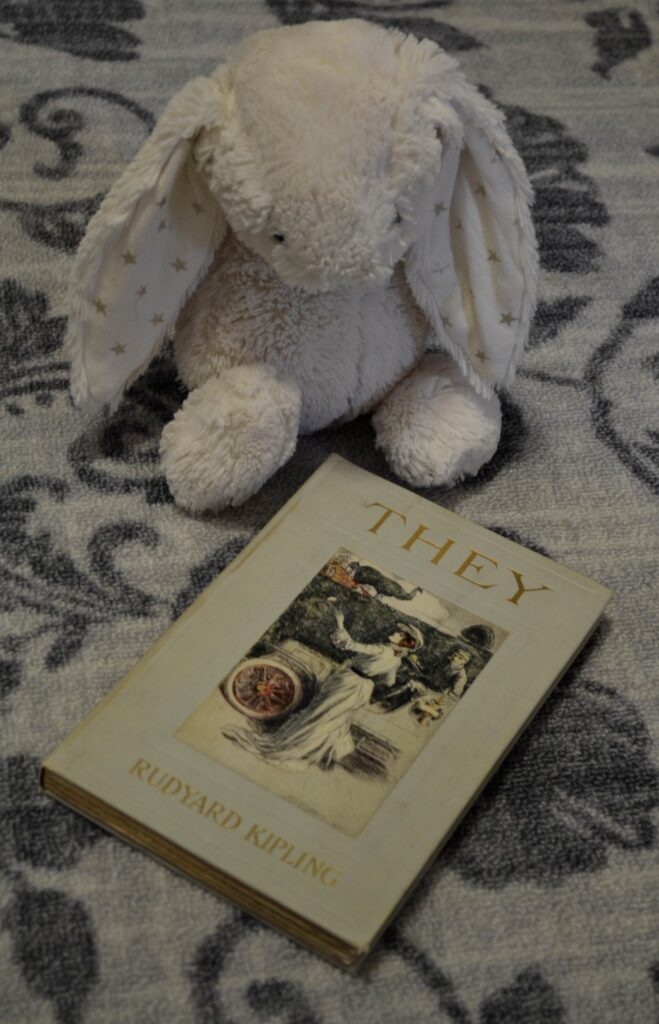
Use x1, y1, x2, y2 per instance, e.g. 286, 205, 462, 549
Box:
1, 2, 657, 1021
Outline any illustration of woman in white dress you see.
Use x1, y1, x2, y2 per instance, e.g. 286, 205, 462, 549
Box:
221, 611, 425, 771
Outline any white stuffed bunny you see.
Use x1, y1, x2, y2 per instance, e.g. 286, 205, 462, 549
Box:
67, 18, 537, 512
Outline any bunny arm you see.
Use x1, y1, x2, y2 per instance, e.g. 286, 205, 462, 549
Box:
372, 353, 502, 487
160, 365, 302, 511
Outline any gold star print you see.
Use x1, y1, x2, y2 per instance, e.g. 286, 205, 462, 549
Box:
487, 249, 500, 263
122, 250, 137, 265
434, 202, 447, 215
191, 200, 204, 214
111, 343, 126, 355
150, 313, 165, 326
440, 314, 452, 329
135, 285, 147, 298
500, 312, 518, 326
158, 219, 167, 232
156, 197, 167, 207
171, 257, 187, 272
93, 298, 107, 315
475, 349, 487, 363
474, 183, 486, 198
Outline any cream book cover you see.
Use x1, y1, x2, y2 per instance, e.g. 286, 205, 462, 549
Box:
41, 455, 611, 968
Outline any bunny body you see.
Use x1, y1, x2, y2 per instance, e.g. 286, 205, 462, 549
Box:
67, 19, 536, 511
174, 230, 428, 431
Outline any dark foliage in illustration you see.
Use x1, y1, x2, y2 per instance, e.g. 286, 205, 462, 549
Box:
0, 0, 145, 62
251, 570, 493, 690
585, 7, 652, 78
586, 276, 659, 494
268, 0, 482, 52
68, 350, 183, 505
445, 675, 658, 887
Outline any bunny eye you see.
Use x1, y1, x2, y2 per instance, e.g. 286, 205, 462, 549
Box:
434, 125, 444, 142
392, 211, 402, 226
272, 232, 286, 243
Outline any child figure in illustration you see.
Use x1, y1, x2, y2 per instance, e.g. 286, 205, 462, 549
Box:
375, 641, 472, 720
443, 645, 471, 699
220, 611, 426, 772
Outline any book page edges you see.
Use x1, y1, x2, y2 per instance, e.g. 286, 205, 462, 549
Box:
40, 765, 366, 972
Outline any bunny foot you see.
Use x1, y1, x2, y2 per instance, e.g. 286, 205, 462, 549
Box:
160, 365, 301, 512
372, 354, 501, 488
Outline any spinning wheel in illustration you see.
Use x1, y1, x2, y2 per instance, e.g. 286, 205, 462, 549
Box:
222, 658, 303, 720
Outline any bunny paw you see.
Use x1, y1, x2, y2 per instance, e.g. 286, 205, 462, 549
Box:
160, 365, 301, 512
372, 355, 501, 488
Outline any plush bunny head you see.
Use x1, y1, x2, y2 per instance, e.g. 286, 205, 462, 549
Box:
68, 18, 537, 413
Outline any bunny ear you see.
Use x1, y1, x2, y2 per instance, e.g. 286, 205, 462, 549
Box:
405, 79, 538, 396
67, 76, 226, 413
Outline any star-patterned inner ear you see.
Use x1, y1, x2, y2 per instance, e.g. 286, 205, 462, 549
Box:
403, 115, 534, 394
79, 137, 223, 411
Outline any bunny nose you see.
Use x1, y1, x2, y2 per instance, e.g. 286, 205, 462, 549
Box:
301, 245, 395, 293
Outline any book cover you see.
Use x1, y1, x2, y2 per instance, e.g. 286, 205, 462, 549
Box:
41, 455, 611, 968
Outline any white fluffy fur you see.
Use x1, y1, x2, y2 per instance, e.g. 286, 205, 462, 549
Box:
372, 354, 502, 486
67, 19, 537, 511
160, 364, 301, 511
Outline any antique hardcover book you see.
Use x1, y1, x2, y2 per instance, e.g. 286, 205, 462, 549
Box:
41, 455, 611, 969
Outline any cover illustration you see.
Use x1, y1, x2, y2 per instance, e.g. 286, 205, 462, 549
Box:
178, 548, 507, 835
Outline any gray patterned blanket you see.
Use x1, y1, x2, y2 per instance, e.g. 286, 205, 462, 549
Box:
1, 2, 658, 1021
